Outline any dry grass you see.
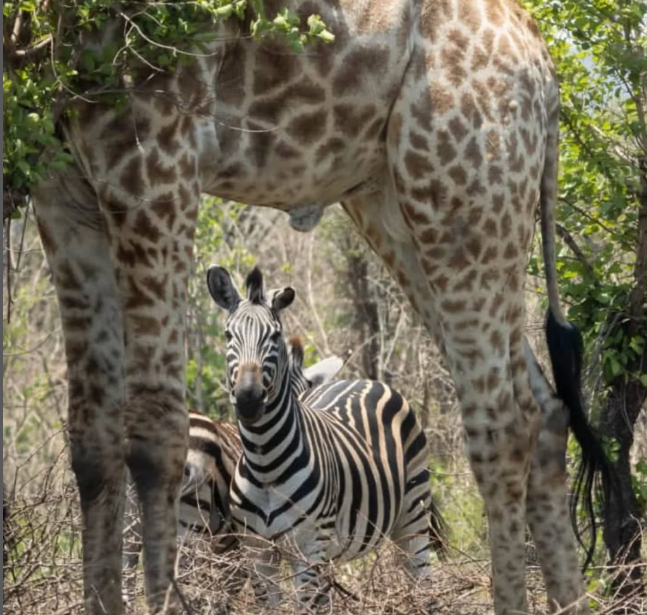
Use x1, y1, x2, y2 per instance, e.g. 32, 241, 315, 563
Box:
3, 444, 645, 615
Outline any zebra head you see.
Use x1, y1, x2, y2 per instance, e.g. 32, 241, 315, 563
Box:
206, 265, 295, 425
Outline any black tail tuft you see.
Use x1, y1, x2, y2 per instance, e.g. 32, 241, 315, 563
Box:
545, 308, 615, 570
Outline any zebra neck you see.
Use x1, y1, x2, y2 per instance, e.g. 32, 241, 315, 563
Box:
238, 378, 309, 485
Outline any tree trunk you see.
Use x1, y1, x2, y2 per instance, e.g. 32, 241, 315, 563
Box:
599, 354, 646, 595
346, 250, 381, 381
598, 157, 647, 594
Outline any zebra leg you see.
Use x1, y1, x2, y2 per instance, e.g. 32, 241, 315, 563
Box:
218, 550, 249, 607
243, 539, 282, 607
392, 419, 439, 580
290, 559, 331, 613
391, 483, 436, 580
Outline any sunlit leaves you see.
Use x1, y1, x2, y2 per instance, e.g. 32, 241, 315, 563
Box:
525, 0, 646, 390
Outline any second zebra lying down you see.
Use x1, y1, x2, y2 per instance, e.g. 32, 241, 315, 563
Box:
206, 265, 445, 610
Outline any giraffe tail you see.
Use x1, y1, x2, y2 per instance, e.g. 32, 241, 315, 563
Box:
545, 309, 616, 570
539, 81, 615, 570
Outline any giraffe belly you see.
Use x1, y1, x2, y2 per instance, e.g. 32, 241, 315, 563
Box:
205, 126, 389, 212
202, 2, 413, 209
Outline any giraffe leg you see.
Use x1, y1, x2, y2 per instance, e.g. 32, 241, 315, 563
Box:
345, 190, 589, 613
93, 144, 200, 610
382, 37, 556, 610
110, 219, 193, 613
344, 178, 540, 614
33, 173, 126, 615
525, 343, 590, 614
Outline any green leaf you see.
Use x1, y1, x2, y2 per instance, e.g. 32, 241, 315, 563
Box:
80, 50, 96, 73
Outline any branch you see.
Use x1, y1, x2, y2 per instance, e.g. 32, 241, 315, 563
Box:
12, 35, 52, 59
561, 110, 601, 163
306, 234, 331, 355
3, 189, 21, 221
555, 223, 598, 281
4, 219, 13, 324
587, 122, 637, 165
559, 197, 617, 237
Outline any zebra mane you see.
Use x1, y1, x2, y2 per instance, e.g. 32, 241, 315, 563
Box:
245, 266, 265, 304
288, 334, 305, 367
287, 334, 309, 397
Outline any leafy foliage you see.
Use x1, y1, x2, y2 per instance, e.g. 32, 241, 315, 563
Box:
2, 1, 333, 218
525, 0, 646, 391
525, 0, 647, 578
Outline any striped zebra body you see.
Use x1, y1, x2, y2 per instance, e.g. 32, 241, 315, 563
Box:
178, 338, 343, 548
206, 265, 444, 609
179, 410, 242, 550
231, 379, 438, 562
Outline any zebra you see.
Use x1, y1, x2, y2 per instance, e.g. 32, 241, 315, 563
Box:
176, 336, 343, 549
121, 336, 344, 603
206, 265, 446, 610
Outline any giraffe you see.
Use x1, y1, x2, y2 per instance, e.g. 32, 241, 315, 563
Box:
31, 1, 609, 613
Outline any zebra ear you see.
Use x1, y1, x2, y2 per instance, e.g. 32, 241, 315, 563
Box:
245, 266, 265, 304
271, 287, 295, 312
303, 356, 344, 388
206, 265, 241, 313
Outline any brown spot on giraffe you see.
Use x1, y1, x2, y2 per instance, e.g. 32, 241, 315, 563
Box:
404, 151, 434, 180
333, 46, 390, 97
333, 104, 377, 139
436, 130, 458, 165
146, 150, 176, 185
448, 165, 468, 186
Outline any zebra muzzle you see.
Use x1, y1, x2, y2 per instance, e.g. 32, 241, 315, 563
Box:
234, 367, 266, 425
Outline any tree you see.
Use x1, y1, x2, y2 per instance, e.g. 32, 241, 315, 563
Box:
526, 0, 646, 594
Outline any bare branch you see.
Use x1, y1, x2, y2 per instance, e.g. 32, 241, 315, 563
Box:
12, 35, 52, 59
559, 197, 617, 237
555, 222, 598, 281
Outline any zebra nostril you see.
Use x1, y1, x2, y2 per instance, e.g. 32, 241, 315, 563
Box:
234, 369, 266, 424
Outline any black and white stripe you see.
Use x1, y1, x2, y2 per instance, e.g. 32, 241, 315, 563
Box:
176, 338, 342, 551
179, 410, 242, 548
206, 265, 445, 609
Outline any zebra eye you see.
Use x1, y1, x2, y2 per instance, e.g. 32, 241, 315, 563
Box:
225, 330, 233, 342
270, 330, 281, 343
